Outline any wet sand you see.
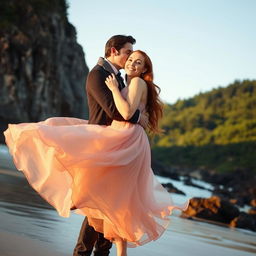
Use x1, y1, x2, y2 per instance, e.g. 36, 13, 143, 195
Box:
0, 145, 256, 256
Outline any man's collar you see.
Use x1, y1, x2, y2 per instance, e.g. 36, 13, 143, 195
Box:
105, 59, 119, 75
97, 57, 119, 75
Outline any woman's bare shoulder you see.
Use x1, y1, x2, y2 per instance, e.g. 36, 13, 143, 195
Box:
130, 77, 147, 89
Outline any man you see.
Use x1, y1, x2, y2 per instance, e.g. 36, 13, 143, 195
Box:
73, 35, 148, 256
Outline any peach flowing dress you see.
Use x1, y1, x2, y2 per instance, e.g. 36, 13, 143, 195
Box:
4, 89, 189, 247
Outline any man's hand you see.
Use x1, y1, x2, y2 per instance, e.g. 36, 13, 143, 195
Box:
139, 110, 149, 129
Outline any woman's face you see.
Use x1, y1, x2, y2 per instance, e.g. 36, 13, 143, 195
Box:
125, 52, 146, 78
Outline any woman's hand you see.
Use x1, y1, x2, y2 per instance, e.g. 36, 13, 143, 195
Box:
105, 73, 119, 92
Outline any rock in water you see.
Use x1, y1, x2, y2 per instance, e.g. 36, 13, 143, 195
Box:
181, 196, 240, 224
0, 0, 89, 143
161, 182, 186, 195
230, 212, 256, 232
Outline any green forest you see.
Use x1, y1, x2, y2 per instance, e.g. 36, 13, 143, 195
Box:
152, 79, 256, 173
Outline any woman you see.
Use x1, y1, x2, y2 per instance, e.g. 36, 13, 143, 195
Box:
4, 50, 188, 256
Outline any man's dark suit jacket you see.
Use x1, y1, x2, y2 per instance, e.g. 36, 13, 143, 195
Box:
86, 57, 140, 126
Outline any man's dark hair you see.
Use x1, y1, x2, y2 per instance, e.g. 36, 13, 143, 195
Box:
105, 35, 136, 57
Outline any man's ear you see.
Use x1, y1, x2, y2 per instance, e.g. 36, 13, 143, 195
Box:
111, 47, 119, 56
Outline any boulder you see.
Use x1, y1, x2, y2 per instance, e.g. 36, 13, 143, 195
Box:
181, 196, 240, 224
230, 212, 256, 232
250, 199, 256, 207
204, 169, 256, 207
249, 207, 256, 215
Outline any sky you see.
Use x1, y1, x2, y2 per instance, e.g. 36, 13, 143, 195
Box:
68, 0, 256, 104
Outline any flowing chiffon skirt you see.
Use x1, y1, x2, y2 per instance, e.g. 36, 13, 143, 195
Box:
4, 117, 188, 247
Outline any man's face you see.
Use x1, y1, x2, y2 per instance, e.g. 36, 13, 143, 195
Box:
114, 43, 133, 69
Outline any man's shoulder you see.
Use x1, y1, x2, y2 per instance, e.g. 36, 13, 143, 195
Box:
87, 65, 105, 80
90, 64, 104, 73
86, 65, 108, 92
88, 64, 110, 78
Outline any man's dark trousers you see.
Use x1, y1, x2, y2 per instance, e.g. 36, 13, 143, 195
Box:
73, 217, 112, 256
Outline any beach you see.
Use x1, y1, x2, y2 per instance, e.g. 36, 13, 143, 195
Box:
0, 145, 255, 256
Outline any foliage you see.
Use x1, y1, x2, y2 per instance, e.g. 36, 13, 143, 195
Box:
153, 80, 256, 173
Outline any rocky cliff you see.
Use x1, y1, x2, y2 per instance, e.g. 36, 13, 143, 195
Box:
0, 0, 89, 143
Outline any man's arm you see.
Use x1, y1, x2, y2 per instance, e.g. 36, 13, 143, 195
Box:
87, 69, 139, 123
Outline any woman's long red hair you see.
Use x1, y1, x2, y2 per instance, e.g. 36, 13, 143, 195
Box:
134, 50, 163, 134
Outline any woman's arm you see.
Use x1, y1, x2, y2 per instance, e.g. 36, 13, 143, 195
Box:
105, 74, 146, 120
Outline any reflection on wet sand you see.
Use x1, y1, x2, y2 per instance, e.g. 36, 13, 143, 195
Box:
0, 170, 52, 210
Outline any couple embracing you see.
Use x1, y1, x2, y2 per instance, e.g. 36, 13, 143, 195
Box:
4, 35, 188, 256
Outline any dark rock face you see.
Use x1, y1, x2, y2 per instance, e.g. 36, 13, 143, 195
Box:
0, 0, 89, 143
